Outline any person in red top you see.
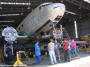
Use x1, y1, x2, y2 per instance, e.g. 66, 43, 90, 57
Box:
79, 35, 82, 41
64, 39, 71, 62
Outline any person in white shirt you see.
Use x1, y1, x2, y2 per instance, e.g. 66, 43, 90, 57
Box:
48, 39, 57, 64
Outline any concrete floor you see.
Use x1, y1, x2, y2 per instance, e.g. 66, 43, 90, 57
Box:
29, 50, 90, 67
0, 50, 90, 67
30, 56, 90, 67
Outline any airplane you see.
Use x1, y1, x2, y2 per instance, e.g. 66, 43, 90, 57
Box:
17, 2, 65, 36
1, 2, 66, 63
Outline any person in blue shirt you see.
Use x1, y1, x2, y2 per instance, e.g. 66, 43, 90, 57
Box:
35, 41, 41, 64
69, 40, 75, 56
55, 40, 61, 61
69, 40, 73, 49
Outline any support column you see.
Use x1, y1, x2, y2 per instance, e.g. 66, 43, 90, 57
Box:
74, 20, 78, 38
60, 25, 63, 39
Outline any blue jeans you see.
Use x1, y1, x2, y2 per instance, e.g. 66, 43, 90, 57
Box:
49, 51, 57, 64
36, 55, 41, 64
72, 48, 77, 56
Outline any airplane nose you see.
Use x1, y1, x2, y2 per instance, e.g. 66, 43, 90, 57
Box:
53, 3, 65, 9
53, 3, 65, 16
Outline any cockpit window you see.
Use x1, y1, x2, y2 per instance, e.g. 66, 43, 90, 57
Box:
53, 6, 61, 9
42, 3, 51, 7
39, 3, 52, 9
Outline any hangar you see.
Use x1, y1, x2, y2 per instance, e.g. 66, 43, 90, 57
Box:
0, 0, 90, 67
0, 0, 90, 38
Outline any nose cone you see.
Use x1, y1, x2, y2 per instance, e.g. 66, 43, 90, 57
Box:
53, 3, 65, 16
53, 3, 65, 8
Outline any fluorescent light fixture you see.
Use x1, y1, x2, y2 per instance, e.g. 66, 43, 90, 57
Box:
0, 2, 31, 5
0, 14, 21, 16
65, 10, 76, 15
0, 20, 14, 23
84, 0, 90, 3
74, 21, 78, 38
0, 25, 8, 26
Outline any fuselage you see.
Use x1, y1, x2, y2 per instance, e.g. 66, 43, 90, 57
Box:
17, 2, 65, 36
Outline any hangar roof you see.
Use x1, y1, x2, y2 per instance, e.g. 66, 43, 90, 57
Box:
0, 0, 90, 28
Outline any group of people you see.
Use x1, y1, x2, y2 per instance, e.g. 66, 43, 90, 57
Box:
34, 39, 77, 65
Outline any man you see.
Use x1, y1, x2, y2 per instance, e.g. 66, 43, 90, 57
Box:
55, 40, 61, 61
64, 40, 71, 62
72, 39, 77, 56
48, 39, 57, 64
35, 41, 41, 64
69, 40, 73, 54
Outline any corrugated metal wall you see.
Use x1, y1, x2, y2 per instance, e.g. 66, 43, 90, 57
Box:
62, 19, 75, 39
78, 19, 90, 36
62, 18, 90, 39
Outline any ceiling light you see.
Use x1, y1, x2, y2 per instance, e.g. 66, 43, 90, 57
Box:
0, 2, 31, 6
84, 0, 90, 3
0, 14, 20, 16
65, 10, 76, 15
0, 25, 8, 27
0, 20, 14, 23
